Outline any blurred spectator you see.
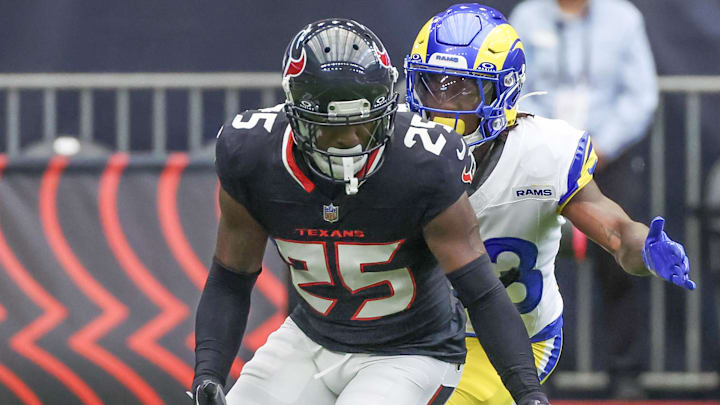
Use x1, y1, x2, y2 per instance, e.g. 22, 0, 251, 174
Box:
510, 0, 659, 399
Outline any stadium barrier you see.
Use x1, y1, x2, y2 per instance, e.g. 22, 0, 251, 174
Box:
0, 73, 718, 401
0, 155, 288, 404
554, 76, 720, 393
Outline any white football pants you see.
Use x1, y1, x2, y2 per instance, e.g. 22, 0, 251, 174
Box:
226, 317, 463, 405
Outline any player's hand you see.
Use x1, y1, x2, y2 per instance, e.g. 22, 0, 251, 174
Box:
188, 378, 226, 405
517, 392, 550, 405
642, 216, 696, 290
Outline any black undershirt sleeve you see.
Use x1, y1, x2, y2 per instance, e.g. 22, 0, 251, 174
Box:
193, 259, 259, 391
446, 255, 547, 403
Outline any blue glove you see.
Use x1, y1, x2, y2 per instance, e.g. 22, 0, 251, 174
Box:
642, 217, 696, 290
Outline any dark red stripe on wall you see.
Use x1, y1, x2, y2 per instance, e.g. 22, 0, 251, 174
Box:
0, 157, 42, 405
39, 156, 163, 404
243, 266, 288, 351
0, 157, 102, 405
0, 155, 289, 401
0, 285, 42, 405
98, 153, 193, 388
158, 153, 208, 288
0, 363, 42, 405
158, 153, 246, 379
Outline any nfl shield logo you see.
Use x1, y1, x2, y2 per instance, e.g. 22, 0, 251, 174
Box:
323, 203, 339, 223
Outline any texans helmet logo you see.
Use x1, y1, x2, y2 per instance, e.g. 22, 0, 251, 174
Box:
375, 47, 391, 68
283, 24, 310, 78
461, 161, 474, 184
284, 48, 307, 78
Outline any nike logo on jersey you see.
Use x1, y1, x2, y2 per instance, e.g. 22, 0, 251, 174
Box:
512, 185, 556, 199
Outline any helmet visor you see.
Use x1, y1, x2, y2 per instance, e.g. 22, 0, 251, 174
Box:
415, 72, 496, 112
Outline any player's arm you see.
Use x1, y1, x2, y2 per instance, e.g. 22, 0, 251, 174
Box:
192, 187, 269, 404
562, 180, 648, 275
562, 180, 695, 289
424, 193, 549, 405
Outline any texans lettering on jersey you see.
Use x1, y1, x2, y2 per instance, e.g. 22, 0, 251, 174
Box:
467, 115, 597, 339
215, 106, 475, 363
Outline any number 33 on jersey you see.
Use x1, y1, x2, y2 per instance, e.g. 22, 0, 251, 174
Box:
467, 115, 598, 338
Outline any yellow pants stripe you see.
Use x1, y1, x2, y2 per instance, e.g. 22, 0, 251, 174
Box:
447, 332, 563, 405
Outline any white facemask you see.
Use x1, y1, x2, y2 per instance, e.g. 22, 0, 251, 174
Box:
311, 144, 369, 195
311, 144, 367, 179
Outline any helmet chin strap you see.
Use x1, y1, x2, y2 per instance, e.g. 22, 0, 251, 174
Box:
431, 116, 483, 152
462, 126, 485, 152
342, 156, 359, 195
432, 116, 466, 135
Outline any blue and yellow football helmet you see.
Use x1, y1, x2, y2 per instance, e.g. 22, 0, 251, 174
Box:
405, 4, 526, 148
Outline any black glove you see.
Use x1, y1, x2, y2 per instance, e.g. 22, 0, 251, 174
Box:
189, 379, 227, 405
517, 392, 550, 405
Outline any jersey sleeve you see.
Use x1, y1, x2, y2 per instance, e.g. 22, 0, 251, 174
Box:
215, 120, 255, 208
419, 125, 475, 225
557, 131, 598, 211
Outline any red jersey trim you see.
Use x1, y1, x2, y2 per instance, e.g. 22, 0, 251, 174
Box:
281, 126, 315, 193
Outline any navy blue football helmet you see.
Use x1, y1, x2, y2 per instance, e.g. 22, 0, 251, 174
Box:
282, 19, 399, 194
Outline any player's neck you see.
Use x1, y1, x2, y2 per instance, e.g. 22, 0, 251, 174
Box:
470, 134, 507, 192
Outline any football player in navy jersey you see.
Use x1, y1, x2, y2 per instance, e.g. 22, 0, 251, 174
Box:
190, 18, 549, 405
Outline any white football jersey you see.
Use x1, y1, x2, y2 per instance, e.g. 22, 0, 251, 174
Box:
466, 114, 598, 339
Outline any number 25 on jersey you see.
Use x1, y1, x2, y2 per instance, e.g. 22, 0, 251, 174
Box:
275, 239, 416, 321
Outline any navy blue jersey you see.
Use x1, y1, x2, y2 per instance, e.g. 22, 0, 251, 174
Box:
215, 105, 475, 363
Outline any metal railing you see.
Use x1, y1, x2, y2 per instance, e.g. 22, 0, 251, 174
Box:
554, 75, 720, 392
1, 72, 281, 156
1, 72, 718, 392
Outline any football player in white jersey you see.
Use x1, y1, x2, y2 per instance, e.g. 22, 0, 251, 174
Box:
404, 4, 696, 405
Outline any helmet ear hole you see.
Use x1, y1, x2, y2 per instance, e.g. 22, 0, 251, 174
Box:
504, 74, 515, 87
